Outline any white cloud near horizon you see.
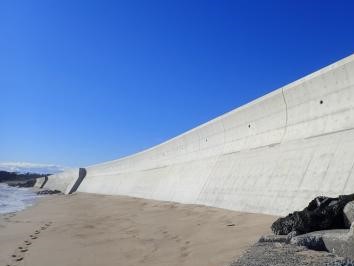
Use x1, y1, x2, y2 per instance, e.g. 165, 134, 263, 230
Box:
0, 161, 68, 174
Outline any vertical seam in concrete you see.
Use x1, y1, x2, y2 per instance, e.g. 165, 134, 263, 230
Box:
342, 158, 354, 194
297, 150, 316, 189
280, 87, 289, 144
221, 120, 226, 153
320, 140, 342, 193
195, 155, 220, 203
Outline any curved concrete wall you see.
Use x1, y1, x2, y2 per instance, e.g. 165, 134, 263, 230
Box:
44, 169, 80, 194
52, 54, 354, 215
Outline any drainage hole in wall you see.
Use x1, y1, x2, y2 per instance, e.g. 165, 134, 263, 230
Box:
320, 100, 323, 104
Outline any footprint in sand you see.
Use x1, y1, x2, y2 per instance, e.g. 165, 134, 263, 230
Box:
180, 240, 191, 258
180, 246, 190, 257
11, 253, 24, 262
10, 245, 28, 264
17, 246, 28, 253
43, 222, 52, 228
12, 222, 52, 264
15, 256, 23, 262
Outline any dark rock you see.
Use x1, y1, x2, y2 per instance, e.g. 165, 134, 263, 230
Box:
272, 194, 354, 235
36, 189, 62, 195
0, 170, 46, 183
7, 179, 36, 188
343, 201, 354, 228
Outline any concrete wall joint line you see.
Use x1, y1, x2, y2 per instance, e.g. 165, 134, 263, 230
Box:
285, 83, 354, 107
305, 127, 354, 140
320, 139, 342, 191
196, 154, 222, 202
342, 158, 354, 194
280, 86, 289, 144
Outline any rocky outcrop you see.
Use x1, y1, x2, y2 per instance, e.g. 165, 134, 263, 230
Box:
0, 171, 46, 184
7, 179, 37, 188
271, 194, 354, 235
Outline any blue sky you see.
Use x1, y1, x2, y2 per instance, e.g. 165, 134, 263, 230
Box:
1, 0, 354, 169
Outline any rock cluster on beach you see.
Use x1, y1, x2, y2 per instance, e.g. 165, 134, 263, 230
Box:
230, 194, 354, 265
270, 194, 354, 260
271, 194, 354, 236
36, 189, 62, 195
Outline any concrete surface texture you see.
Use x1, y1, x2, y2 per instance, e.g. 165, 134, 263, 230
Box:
44, 169, 81, 194
34, 177, 46, 188
45, 54, 354, 216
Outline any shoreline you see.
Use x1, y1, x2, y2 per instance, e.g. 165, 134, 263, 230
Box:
0, 193, 275, 266
0, 184, 40, 215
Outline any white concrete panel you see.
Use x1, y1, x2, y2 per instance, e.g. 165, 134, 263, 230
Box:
44, 168, 80, 194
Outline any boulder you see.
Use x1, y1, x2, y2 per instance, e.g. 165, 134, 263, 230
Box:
343, 201, 354, 228
271, 194, 354, 235
290, 229, 347, 251
322, 223, 354, 260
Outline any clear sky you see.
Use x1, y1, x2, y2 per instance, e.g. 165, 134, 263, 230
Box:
1, 0, 354, 168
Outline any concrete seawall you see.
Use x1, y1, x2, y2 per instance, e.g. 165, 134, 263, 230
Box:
44, 168, 86, 194
45, 54, 354, 215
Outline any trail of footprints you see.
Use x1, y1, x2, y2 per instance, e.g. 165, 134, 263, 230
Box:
162, 230, 192, 259
7, 221, 53, 266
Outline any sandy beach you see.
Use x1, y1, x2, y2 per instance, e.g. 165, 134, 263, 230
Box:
0, 193, 275, 266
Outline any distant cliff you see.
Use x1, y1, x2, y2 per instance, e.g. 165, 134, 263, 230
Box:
0, 171, 47, 187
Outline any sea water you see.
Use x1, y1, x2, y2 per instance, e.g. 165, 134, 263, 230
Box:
0, 183, 38, 214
